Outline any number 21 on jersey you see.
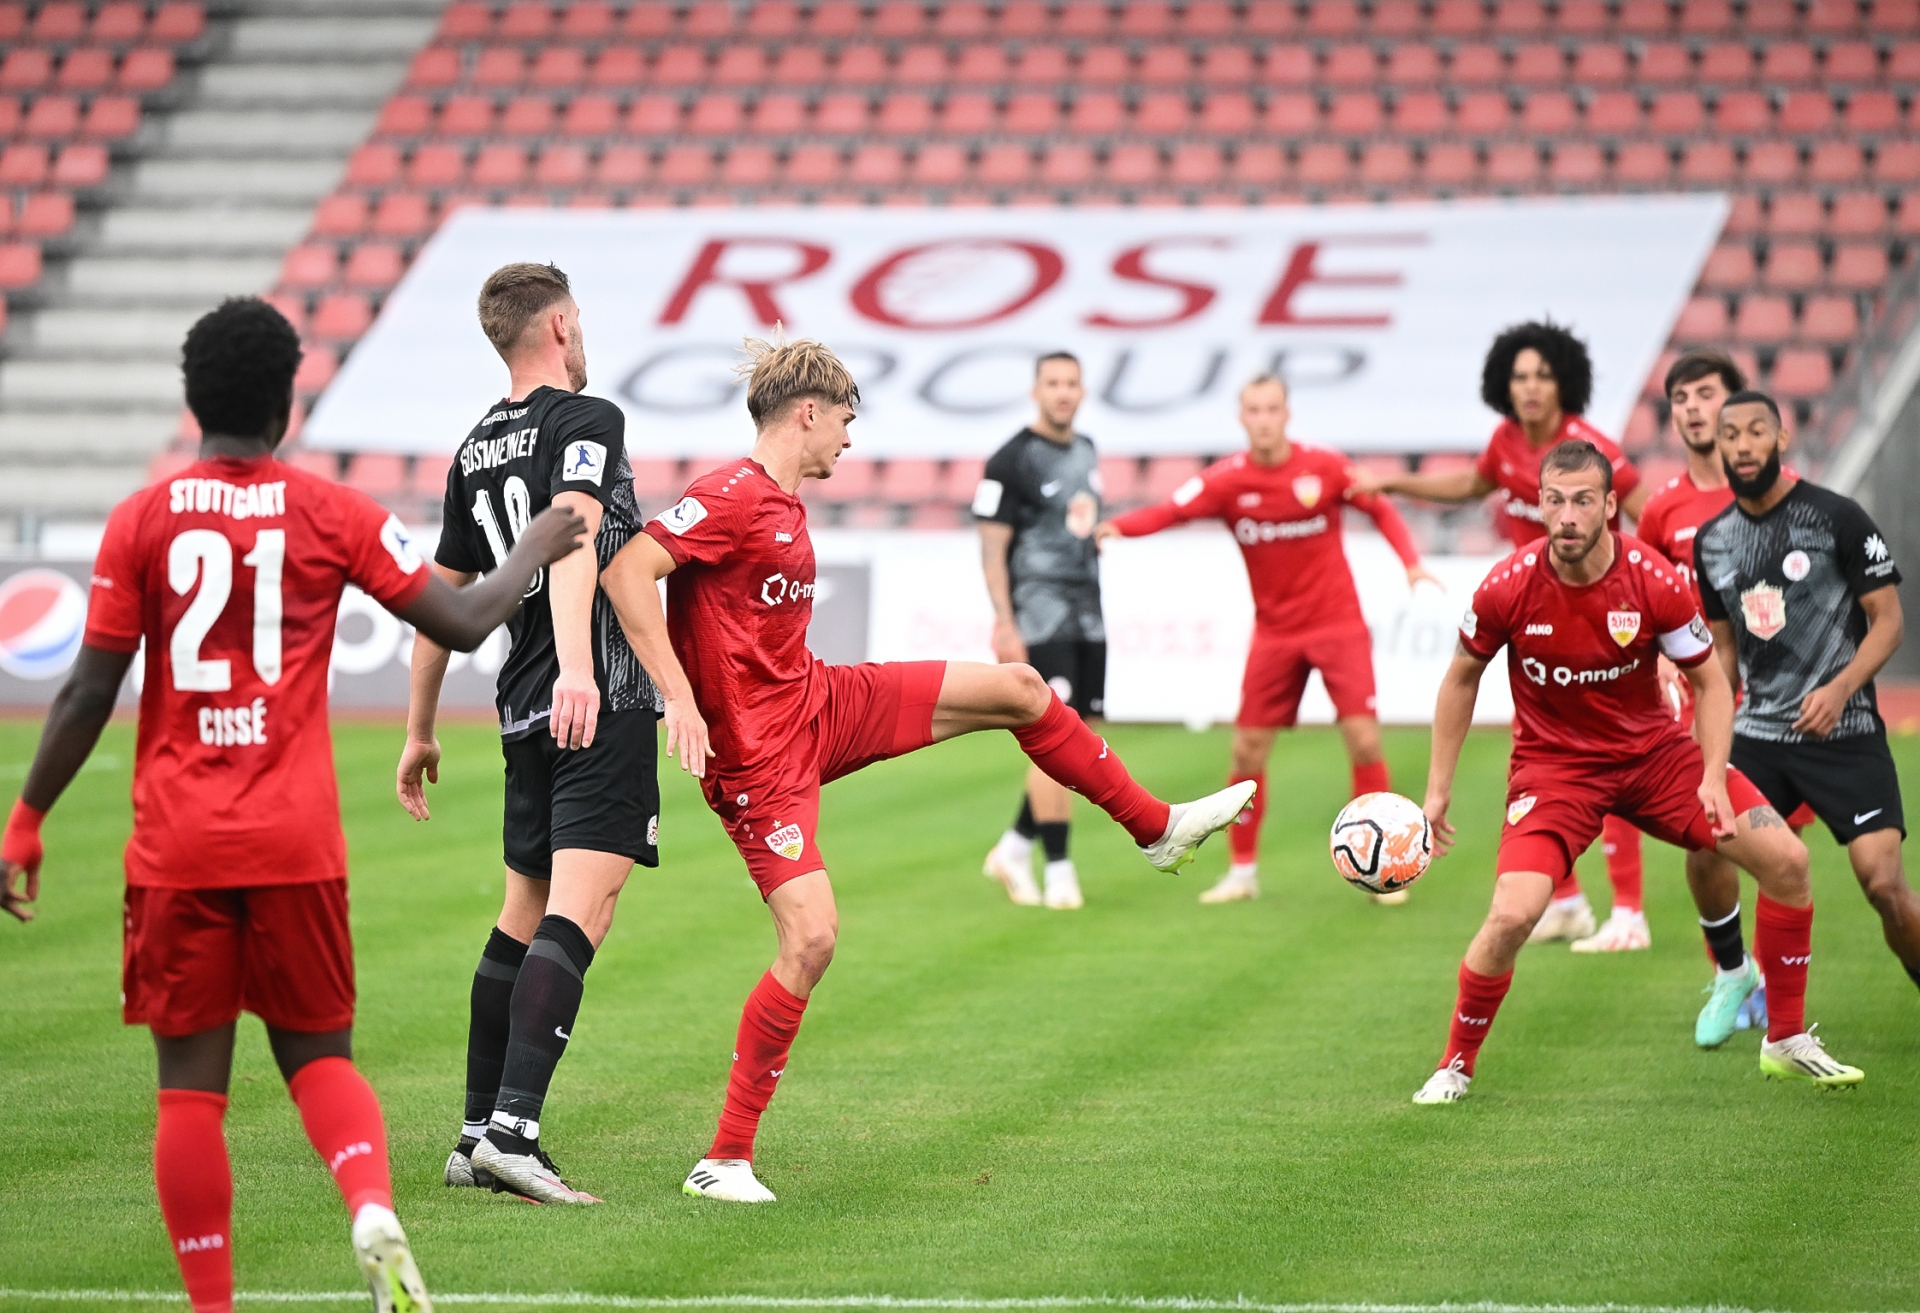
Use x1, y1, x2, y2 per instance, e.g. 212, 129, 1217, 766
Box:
168, 527, 283, 692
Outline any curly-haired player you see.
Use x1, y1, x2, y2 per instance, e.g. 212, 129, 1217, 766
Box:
1357, 321, 1651, 951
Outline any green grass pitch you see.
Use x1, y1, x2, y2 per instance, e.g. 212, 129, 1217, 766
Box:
4, 718, 1919, 1311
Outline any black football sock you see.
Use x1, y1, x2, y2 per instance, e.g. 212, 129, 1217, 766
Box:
1037, 821, 1070, 863
490, 915, 594, 1151
462, 927, 527, 1141
1700, 904, 1746, 972
1013, 796, 1038, 840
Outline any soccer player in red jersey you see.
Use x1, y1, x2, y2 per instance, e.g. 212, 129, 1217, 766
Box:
599, 337, 1254, 1203
1095, 374, 1440, 905
1409, 439, 1862, 1104
1357, 322, 1652, 950
0, 300, 587, 1313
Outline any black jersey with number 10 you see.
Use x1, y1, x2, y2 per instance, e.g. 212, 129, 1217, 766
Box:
435, 385, 660, 740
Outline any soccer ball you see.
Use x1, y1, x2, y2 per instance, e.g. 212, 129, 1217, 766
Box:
1329, 791, 1434, 894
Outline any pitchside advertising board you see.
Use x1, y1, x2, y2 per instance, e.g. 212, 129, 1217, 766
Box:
305, 196, 1725, 458
0, 537, 1514, 724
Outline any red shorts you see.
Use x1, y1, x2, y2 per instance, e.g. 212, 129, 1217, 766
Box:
704, 660, 945, 899
1495, 734, 1769, 879
1239, 625, 1377, 728
1676, 682, 1817, 828
122, 880, 355, 1037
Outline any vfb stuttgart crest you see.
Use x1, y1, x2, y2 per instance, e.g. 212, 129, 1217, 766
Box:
764, 823, 805, 861
1607, 609, 1641, 647
1741, 582, 1786, 640
1506, 795, 1538, 826
1292, 475, 1323, 509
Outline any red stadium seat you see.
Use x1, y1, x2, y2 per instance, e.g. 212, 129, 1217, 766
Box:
0, 242, 41, 288
1493, 0, 1550, 28
811, 458, 876, 502
1370, 0, 1423, 32
1, 50, 52, 91
594, 145, 649, 186
1014, 45, 1069, 83
1873, 142, 1920, 183
999, 0, 1049, 34
1674, 295, 1729, 339
25, 95, 80, 139
1769, 348, 1832, 397
1069, 91, 1125, 134
653, 45, 707, 86
1679, 0, 1736, 32
1744, 0, 1797, 30
345, 453, 407, 496
1829, 243, 1889, 289
501, 96, 555, 137
409, 143, 465, 187
658, 143, 716, 186
147, 3, 204, 42
343, 244, 404, 290
1142, 456, 1204, 502
1449, 44, 1505, 84
1421, 142, 1479, 186
911, 142, 969, 185
1614, 141, 1675, 185
51, 141, 107, 186
1180, 0, 1235, 35
1135, 92, 1191, 133
438, 2, 490, 39
1296, 142, 1351, 187
719, 142, 776, 186
1323, 44, 1377, 86
895, 44, 950, 85
1432, 0, 1490, 34
470, 143, 526, 188
590, 47, 646, 88
1584, 91, 1641, 134
1798, 297, 1860, 342
1622, 401, 1660, 453
876, 459, 943, 503
1259, 44, 1311, 84
559, 94, 618, 137
1888, 42, 1920, 81
1391, 91, 1448, 133
1306, 0, 1361, 35
527, 48, 585, 89
1454, 91, 1510, 134
1778, 91, 1834, 134
1138, 44, 1192, 84
954, 44, 1008, 83
1245, 0, 1296, 34
1871, 0, 1920, 26
936, 1, 991, 36
1106, 143, 1161, 186
1759, 42, 1816, 83
33, 1, 85, 40
1509, 43, 1564, 85
1041, 141, 1095, 185
93, 2, 146, 41
1829, 193, 1889, 235
1264, 93, 1319, 134
1230, 142, 1286, 184
376, 95, 432, 138
1170, 141, 1224, 185
1700, 242, 1757, 290
1386, 44, 1443, 84
1712, 91, 1771, 134
312, 193, 368, 236
685, 0, 737, 36
879, 91, 936, 134
1732, 294, 1794, 341
533, 144, 588, 187
471, 47, 526, 89
816, 93, 871, 134
1201, 45, 1254, 82
1486, 142, 1541, 186
406, 48, 459, 89
939, 91, 996, 133
1570, 44, 1627, 85
688, 93, 744, 136
1805, 0, 1860, 30
497, 2, 552, 39
1521, 91, 1577, 133
1638, 43, 1692, 83
1327, 91, 1384, 134
312, 292, 372, 341
849, 143, 905, 185
1097, 456, 1142, 503
1762, 242, 1823, 290
1844, 91, 1901, 134
1766, 191, 1825, 234
807, 0, 863, 36
1079, 45, 1132, 85
1199, 91, 1255, 133
439, 95, 494, 137
1548, 142, 1604, 186
371, 191, 433, 237
625, 95, 681, 135
1695, 43, 1752, 82
58, 49, 115, 92
1743, 142, 1801, 184
1825, 42, 1879, 83
1649, 91, 1705, 134
751, 93, 806, 134
17, 191, 73, 238
1361, 141, 1416, 186
279, 243, 337, 289
784, 143, 842, 186
1617, 0, 1672, 32
1809, 141, 1865, 185
1677, 140, 1733, 183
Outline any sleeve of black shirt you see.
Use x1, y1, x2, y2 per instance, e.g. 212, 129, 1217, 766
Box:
546, 395, 627, 511
1694, 532, 1729, 621
974, 437, 1023, 525
433, 455, 486, 573
1829, 492, 1904, 595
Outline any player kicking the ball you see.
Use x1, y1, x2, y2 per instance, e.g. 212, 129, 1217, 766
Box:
1096, 374, 1439, 904
599, 337, 1253, 1203
0, 299, 588, 1312
1412, 439, 1861, 1104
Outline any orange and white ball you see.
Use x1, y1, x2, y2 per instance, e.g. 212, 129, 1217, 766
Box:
1329, 791, 1434, 894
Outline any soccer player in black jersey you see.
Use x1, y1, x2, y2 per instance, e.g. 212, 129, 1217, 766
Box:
974, 352, 1104, 910
395, 263, 662, 1203
1692, 390, 1918, 1018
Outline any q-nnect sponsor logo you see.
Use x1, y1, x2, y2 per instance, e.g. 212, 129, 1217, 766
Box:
760, 573, 823, 606
1526, 655, 1642, 687
0, 568, 88, 680
1233, 514, 1328, 545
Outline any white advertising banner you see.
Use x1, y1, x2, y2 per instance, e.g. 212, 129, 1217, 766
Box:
307, 196, 1725, 459
815, 527, 1513, 726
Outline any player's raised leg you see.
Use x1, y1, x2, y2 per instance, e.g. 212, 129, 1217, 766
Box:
1415, 867, 1555, 1103
1686, 847, 1761, 1046
1571, 814, 1650, 951
687, 868, 836, 1203
930, 662, 1253, 869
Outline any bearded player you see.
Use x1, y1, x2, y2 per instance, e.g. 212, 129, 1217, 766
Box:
1095, 374, 1440, 904
1410, 439, 1861, 1105
598, 337, 1253, 1203
0, 299, 589, 1312
1358, 321, 1651, 951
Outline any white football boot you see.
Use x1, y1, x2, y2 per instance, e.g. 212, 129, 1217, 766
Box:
470, 1136, 601, 1204
1042, 859, 1084, 909
1412, 1059, 1470, 1105
982, 835, 1042, 906
1570, 907, 1651, 953
1760, 1025, 1864, 1089
1141, 780, 1259, 872
1199, 863, 1260, 903
683, 1157, 777, 1202
351, 1205, 433, 1313
1527, 894, 1597, 944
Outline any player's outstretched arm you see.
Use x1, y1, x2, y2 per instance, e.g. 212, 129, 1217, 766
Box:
396, 563, 477, 822
1795, 585, 1902, 738
1424, 647, 1487, 856
2, 644, 135, 922
394, 504, 587, 654
601, 534, 712, 778
1682, 655, 1738, 840
977, 521, 1025, 664
1352, 464, 1493, 505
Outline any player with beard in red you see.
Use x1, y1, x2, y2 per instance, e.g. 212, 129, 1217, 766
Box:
597, 337, 1253, 1204
1357, 321, 1652, 952
0, 299, 590, 1312
1410, 439, 1861, 1104
1095, 373, 1441, 905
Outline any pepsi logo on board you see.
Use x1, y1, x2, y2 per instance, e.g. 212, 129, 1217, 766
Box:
0, 569, 88, 680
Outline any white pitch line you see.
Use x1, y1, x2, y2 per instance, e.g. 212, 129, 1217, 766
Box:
0, 1294, 1898, 1313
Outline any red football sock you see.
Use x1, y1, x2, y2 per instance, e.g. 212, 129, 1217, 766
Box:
709, 970, 808, 1163
1227, 772, 1265, 863
1351, 759, 1390, 798
1440, 963, 1513, 1076
1012, 695, 1170, 846
1755, 895, 1813, 1042
155, 1089, 233, 1313
1602, 814, 1644, 913
287, 1056, 393, 1217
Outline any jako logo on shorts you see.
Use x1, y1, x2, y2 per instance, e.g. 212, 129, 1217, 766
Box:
0, 569, 88, 680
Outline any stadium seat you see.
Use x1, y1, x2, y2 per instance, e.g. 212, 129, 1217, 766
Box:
1521, 91, 1578, 134
1674, 296, 1729, 339
413, 453, 454, 499
954, 44, 1008, 83
1874, 143, 1920, 183
1264, 93, 1318, 134
0, 49, 51, 91
1695, 43, 1752, 82
1264, 45, 1314, 84
1844, 91, 1901, 134
1296, 143, 1351, 187
1454, 91, 1511, 135
371, 192, 433, 238
1069, 92, 1125, 134
659, 143, 716, 186
471, 143, 527, 187
51, 141, 108, 187
1761, 242, 1823, 291
1201, 45, 1255, 82
1014, 45, 1070, 83
1386, 44, 1443, 84
1768, 348, 1832, 397
812, 458, 876, 502
93, 2, 147, 42
24, 95, 80, 140
1759, 42, 1815, 83
1548, 142, 1605, 187
439, 95, 494, 137
408, 143, 465, 188
1808, 142, 1865, 186
1142, 456, 1204, 502
1622, 401, 1661, 453
877, 459, 943, 503
1306, 0, 1360, 35
1323, 45, 1377, 86
1829, 192, 1889, 235
1618, 0, 1673, 32
437, 3, 490, 39
1712, 91, 1770, 134
1486, 142, 1541, 186
472, 47, 526, 88
58, 49, 115, 91
1450, 44, 1505, 84
1743, 142, 1801, 185
1615, 141, 1675, 185
712, 46, 766, 87
1361, 141, 1416, 186
0, 242, 41, 288
911, 142, 968, 185
534, 143, 589, 187
590, 47, 646, 87
850, 143, 905, 186
279, 244, 337, 290
311, 292, 372, 341
1732, 294, 1794, 341
1432, 0, 1490, 34
1829, 243, 1890, 289
1231, 142, 1285, 184
720, 142, 777, 186
1767, 192, 1826, 233
1777, 91, 1834, 134
752, 94, 806, 134
1798, 296, 1860, 342
1570, 44, 1627, 85
1745, 0, 1798, 31
1327, 92, 1384, 134
1421, 142, 1479, 186
1649, 91, 1705, 134
1679, 0, 1737, 32
1003, 92, 1058, 134
1180, 0, 1236, 36
406, 48, 459, 89
1677, 140, 1733, 183
16, 191, 72, 238
1700, 242, 1757, 290
1041, 141, 1094, 185
1135, 92, 1191, 133
1105, 143, 1161, 186
595, 145, 650, 186
500, 96, 554, 137
346, 143, 402, 187
312, 193, 368, 236
376, 95, 432, 138
1170, 142, 1224, 185
1585, 91, 1641, 134
1391, 92, 1448, 133
653, 45, 708, 87
1638, 43, 1692, 83
346, 453, 407, 497
688, 93, 744, 136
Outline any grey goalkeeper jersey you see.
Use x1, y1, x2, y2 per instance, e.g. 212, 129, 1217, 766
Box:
1695, 480, 1902, 742
973, 427, 1105, 644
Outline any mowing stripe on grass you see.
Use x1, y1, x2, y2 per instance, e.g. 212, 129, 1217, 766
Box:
0, 1293, 1881, 1313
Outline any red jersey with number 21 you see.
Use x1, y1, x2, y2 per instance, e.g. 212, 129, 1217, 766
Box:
1458, 534, 1713, 764
84, 455, 430, 889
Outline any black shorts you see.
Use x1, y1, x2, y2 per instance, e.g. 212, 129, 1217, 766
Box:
502, 708, 661, 879
1730, 729, 1906, 845
1026, 640, 1106, 719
